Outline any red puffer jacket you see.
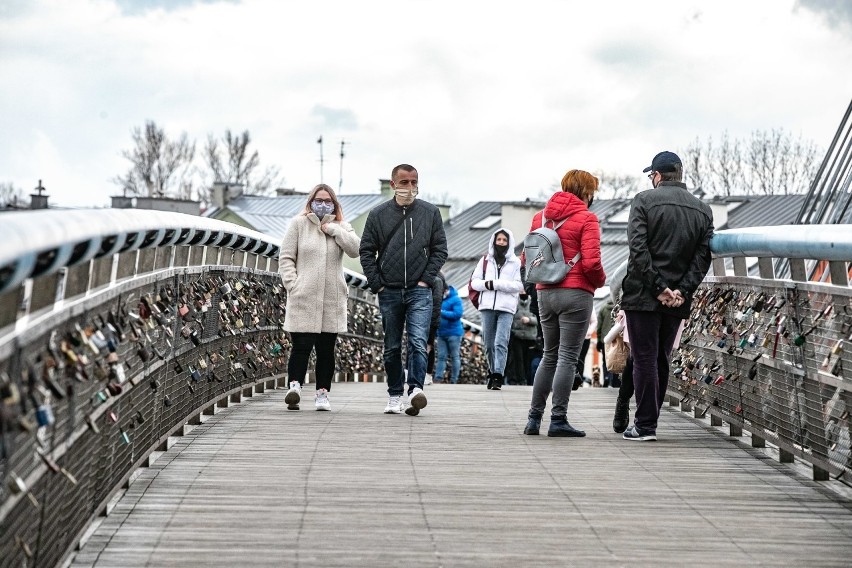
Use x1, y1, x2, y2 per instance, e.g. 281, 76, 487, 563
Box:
529, 191, 606, 294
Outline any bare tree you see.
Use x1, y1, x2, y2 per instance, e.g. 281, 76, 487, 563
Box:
113, 120, 196, 199
202, 130, 284, 199
682, 136, 712, 193
420, 190, 467, 218
684, 128, 819, 197
594, 171, 643, 200
708, 131, 744, 197
0, 182, 25, 207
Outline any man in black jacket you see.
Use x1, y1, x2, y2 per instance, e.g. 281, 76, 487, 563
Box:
359, 164, 448, 416
620, 151, 713, 441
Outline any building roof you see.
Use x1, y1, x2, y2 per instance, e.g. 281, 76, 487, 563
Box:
440, 193, 826, 325
206, 193, 388, 239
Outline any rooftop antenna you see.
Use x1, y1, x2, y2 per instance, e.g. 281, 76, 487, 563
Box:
317, 135, 324, 183
338, 139, 346, 193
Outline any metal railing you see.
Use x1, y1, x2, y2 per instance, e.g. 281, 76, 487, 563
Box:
666, 224, 852, 484
0, 209, 484, 567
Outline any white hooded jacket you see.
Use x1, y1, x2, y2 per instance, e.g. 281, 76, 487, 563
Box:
470, 227, 524, 314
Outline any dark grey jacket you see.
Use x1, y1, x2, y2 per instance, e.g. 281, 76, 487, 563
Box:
620, 182, 714, 318
359, 199, 448, 293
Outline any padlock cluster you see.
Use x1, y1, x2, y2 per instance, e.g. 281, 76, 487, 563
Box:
670, 282, 851, 469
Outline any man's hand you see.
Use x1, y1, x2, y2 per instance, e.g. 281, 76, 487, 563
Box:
658, 288, 684, 308
417, 281, 429, 288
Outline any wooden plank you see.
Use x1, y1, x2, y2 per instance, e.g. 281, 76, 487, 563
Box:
71, 385, 852, 567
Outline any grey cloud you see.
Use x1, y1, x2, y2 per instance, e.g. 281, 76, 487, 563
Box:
591, 41, 666, 74
796, 0, 852, 29
114, 0, 238, 16
311, 105, 359, 130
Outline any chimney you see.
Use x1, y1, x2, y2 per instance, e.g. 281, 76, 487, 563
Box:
379, 178, 393, 198
30, 180, 49, 210
211, 182, 244, 209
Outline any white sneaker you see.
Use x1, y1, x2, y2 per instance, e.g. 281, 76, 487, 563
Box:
424, 373, 433, 385
384, 395, 402, 414
315, 388, 330, 411
285, 381, 301, 410
406, 387, 427, 416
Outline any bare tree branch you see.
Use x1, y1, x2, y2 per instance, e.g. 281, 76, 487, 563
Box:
201, 129, 285, 201
0, 182, 25, 207
113, 120, 195, 198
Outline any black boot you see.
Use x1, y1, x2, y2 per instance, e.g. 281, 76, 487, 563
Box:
572, 373, 584, 391
491, 372, 503, 391
524, 411, 542, 435
547, 415, 586, 437
612, 397, 630, 433
486, 373, 495, 390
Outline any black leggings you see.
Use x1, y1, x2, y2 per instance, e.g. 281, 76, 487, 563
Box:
288, 332, 338, 391
617, 356, 635, 401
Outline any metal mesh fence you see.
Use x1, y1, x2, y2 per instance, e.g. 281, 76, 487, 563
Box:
0, 265, 488, 567
669, 278, 851, 482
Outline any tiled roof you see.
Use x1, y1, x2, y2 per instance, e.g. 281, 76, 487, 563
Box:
437, 193, 829, 325
723, 194, 806, 228
442, 201, 504, 259
208, 193, 388, 239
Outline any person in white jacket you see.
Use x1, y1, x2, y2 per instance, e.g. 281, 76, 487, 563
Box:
278, 184, 360, 411
470, 228, 524, 390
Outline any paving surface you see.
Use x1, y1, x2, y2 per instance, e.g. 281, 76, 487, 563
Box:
71, 383, 852, 567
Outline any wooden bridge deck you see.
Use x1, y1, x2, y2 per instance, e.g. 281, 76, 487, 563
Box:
70, 383, 852, 567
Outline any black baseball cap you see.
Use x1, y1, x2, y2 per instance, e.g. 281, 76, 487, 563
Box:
643, 151, 682, 173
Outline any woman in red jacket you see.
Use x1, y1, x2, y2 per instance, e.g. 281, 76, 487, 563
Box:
523, 169, 606, 437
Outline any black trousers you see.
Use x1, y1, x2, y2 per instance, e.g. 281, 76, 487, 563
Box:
288, 332, 338, 391
617, 356, 634, 400
624, 310, 681, 431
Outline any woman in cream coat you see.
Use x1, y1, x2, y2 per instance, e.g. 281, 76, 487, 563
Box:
278, 184, 360, 411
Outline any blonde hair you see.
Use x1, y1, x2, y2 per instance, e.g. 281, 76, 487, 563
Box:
303, 183, 344, 222
561, 169, 599, 203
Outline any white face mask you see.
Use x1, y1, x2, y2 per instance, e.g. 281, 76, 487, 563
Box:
394, 186, 417, 205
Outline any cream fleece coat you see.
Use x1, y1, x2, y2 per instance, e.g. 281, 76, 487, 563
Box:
278, 213, 361, 333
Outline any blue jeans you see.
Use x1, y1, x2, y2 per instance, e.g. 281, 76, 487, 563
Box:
378, 286, 432, 396
435, 335, 461, 383
480, 309, 514, 378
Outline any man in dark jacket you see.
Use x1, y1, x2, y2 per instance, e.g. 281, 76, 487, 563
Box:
359, 164, 448, 416
620, 151, 713, 441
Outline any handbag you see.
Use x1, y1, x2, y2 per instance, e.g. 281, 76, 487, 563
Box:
605, 333, 629, 374
467, 255, 487, 309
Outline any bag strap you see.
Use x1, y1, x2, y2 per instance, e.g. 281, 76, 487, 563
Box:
376, 213, 409, 266
541, 212, 567, 231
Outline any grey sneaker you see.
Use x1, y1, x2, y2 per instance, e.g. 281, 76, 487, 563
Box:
623, 424, 657, 441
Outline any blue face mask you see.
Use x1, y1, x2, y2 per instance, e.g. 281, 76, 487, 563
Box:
311, 200, 334, 219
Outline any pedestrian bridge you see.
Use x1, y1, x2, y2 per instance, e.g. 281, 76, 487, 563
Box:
1, 210, 851, 567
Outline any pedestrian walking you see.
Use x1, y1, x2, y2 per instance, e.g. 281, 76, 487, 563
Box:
359, 164, 448, 416
278, 184, 361, 411
435, 281, 464, 384
470, 228, 524, 390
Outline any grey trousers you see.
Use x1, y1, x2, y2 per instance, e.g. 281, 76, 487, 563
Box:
529, 288, 593, 417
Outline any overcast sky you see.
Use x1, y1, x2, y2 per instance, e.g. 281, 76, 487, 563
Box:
1, 0, 851, 208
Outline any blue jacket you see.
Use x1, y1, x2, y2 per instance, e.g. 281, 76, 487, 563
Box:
437, 286, 464, 337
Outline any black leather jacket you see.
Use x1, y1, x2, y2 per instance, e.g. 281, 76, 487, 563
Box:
359, 198, 448, 293
620, 182, 714, 318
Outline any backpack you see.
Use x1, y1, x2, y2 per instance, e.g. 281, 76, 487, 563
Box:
523, 214, 580, 285
467, 255, 487, 309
